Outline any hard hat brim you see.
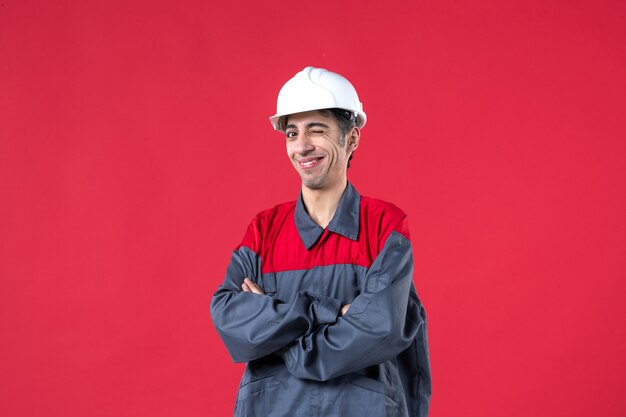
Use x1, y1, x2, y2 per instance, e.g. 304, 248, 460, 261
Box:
269, 109, 366, 132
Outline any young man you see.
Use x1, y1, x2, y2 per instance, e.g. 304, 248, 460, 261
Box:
211, 67, 431, 417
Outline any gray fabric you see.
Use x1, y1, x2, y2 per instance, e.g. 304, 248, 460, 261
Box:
211, 234, 431, 416
211, 245, 342, 363
210, 183, 431, 416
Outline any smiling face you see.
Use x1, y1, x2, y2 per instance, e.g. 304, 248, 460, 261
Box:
285, 110, 359, 191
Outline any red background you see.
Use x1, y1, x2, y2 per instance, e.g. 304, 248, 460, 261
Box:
1, 1, 625, 416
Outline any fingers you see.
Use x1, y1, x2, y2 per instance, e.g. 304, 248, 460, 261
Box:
340, 304, 351, 316
241, 278, 264, 295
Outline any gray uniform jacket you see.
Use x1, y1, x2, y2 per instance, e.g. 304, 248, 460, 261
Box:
211, 183, 431, 416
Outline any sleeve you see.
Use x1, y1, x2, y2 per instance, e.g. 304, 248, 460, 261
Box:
210, 216, 343, 363
278, 218, 425, 381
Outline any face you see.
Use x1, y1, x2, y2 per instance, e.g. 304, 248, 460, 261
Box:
284, 111, 359, 191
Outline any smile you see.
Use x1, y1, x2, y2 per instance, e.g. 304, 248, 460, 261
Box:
298, 157, 324, 169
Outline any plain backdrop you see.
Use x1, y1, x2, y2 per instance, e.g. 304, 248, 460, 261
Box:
1, 1, 625, 416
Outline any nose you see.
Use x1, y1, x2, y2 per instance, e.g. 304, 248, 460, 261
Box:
293, 132, 315, 154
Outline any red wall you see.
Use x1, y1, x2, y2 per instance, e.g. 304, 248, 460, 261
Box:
1, 1, 625, 416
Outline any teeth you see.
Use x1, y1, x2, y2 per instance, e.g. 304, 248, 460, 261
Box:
301, 160, 316, 166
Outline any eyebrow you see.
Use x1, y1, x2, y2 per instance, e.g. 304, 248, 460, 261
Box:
285, 122, 330, 130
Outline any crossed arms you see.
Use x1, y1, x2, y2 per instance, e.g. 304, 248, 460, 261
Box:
242, 277, 352, 317
210, 224, 424, 382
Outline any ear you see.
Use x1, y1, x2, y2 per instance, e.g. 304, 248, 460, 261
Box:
346, 126, 360, 153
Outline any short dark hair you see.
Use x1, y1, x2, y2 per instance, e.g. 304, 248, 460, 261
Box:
278, 108, 357, 168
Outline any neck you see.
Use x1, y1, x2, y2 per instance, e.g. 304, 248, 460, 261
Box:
301, 179, 348, 228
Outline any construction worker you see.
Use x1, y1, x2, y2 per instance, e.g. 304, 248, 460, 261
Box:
211, 66, 431, 417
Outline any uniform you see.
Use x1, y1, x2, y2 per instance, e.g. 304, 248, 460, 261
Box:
211, 183, 431, 416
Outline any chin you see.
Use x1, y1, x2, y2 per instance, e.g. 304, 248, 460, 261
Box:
301, 176, 326, 190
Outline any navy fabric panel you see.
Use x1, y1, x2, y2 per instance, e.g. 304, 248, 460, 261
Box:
279, 232, 419, 382
213, 238, 431, 417
236, 360, 405, 417
261, 273, 277, 295
210, 246, 343, 363
269, 263, 368, 307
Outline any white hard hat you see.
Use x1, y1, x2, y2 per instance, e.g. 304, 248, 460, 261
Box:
269, 66, 367, 132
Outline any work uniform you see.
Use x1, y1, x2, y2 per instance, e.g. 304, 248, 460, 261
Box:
211, 183, 431, 417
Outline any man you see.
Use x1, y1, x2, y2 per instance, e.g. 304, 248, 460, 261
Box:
211, 66, 431, 417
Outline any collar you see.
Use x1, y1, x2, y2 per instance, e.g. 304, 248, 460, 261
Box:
294, 182, 361, 250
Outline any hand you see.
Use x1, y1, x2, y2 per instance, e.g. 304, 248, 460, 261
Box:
241, 277, 264, 295
340, 304, 351, 316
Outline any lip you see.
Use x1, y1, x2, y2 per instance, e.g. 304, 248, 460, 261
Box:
297, 156, 324, 169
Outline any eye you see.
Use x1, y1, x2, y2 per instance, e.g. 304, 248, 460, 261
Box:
310, 130, 324, 135
286, 131, 297, 139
